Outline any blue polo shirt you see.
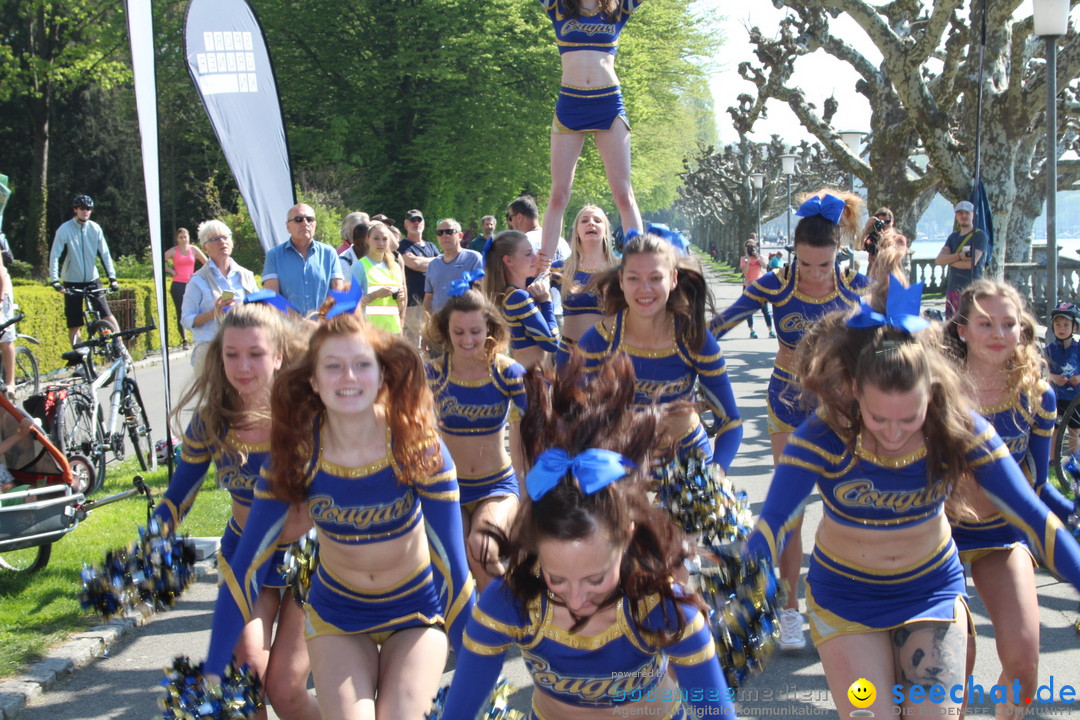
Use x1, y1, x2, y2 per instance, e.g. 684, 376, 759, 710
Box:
262, 239, 343, 316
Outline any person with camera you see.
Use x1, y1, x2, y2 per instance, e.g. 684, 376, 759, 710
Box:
935, 200, 987, 319
740, 238, 774, 338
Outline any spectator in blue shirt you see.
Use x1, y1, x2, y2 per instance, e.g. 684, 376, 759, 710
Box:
262, 203, 343, 316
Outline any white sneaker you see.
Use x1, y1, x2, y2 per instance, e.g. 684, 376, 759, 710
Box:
779, 608, 806, 650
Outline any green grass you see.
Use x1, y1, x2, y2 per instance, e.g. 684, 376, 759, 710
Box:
0, 459, 230, 678
692, 250, 743, 283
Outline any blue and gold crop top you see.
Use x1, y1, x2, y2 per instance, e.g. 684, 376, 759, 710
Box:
502, 287, 560, 354
576, 310, 743, 469
974, 383, 1071, 522
155, 412, 269, 530
441, 578, 732, 719
711, 264, 869, 351
747, 413, 1080, 593
425, 354, 527, 437
552, 264, 605, 317
539, 0, 645, 55
204, 430, 476, 675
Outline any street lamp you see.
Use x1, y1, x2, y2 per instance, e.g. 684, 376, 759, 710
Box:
839, 130, 866, 194
750, 172, 765, 244
1034, 0, 1069, 320
780, 154, 797, 245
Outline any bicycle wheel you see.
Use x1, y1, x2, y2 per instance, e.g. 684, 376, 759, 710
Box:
13, 345, 39, 397
1052, 392, 1080, 492
123, 378, 157, 472
0, 543, 51, 572
85, 319, 115, 377
53, 391, 106, 495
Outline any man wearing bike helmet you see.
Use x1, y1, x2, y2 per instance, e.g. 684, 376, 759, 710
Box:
1046, 301, 1080, 454
48, 194, 119, 344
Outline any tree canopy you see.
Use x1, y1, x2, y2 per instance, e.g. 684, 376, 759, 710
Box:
729, 0, 1080, 270
0, 0, 719, 275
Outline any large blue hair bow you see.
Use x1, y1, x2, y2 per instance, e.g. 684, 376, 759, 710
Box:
482, 236, 494, 259
446, 268, 485, 298
325, 282, 366, 319
645, 224, 690, 256
846, 275, 930, 334
525, 448, 636, 501
243, 288, 299, 316
795, 194, 845, 225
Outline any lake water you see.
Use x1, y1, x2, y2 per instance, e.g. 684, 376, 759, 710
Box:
910, 236, 1080, 261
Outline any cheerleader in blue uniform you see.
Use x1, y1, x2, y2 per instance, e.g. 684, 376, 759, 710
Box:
426, 285, 527, 590
746, 270, 1080, 718
577, 230, 742, 472
155, 302, 318, 720
711, 190, 869, 649
535, 0, 644, 272
945, 280, 1071, 719
484, 230, 560, 370
441, 354, 734, 720
203, 311, 475, 720
552, 204, 618, 367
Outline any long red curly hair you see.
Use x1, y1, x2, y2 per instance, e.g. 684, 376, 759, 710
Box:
267, 313, 441, 504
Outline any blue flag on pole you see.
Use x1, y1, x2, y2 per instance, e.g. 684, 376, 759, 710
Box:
184, 0, 295, 251
970, 179, 994, 277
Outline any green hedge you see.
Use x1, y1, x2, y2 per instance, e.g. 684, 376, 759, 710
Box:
10, 279, 181, 376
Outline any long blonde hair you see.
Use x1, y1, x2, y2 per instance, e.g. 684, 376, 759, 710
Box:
171, 303, 306, 462
562, 204, 616, 296
944, 279, 1046, 405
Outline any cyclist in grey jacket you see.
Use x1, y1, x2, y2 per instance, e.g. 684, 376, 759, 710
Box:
48, 195, 118, 344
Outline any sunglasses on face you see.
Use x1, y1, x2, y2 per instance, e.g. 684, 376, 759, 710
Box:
435, 228, 458, 236
407, 217, 423, 223
207, 234, 231, 243
290, 215, 316, 224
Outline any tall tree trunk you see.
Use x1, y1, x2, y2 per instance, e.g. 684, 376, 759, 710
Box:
27, 92, 49, 279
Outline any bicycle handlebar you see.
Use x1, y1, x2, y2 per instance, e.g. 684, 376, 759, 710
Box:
0, 311, 25, 334
71, 323, 156, 350
62, 286, 115, 297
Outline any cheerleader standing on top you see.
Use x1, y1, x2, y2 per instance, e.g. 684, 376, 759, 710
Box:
203, 310, 474, 720
483, 230, 560, 370
576, 229, 742, 473
552, 204, 619, 367
711, 190, 869, 650
425, 286, 527, 590
155, 302, 318, 720
944, 279, 1071, 719
441, 354, 735, 720
746, 262, 1080, 718
535, 0, 644, 270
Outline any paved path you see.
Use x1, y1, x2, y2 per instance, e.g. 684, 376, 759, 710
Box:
7, 262, 1080, 719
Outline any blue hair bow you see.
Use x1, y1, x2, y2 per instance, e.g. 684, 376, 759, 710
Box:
446, 268, 485, 298
325, 282, 366, 319
641, 224, 690, 256
525, 448, 636, 501
243, 289, 299, 315
846, 275, 930, 334
795, 194, 846, 225
482, 236, 494, 259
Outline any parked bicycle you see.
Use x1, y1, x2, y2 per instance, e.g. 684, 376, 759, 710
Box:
49, 324, 158, 496
0, 311, 40, 399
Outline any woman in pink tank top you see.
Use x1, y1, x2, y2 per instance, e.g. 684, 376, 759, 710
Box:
164, 228, 207, 349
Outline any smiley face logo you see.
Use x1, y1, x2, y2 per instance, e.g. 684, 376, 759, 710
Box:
847, 678, 876, 709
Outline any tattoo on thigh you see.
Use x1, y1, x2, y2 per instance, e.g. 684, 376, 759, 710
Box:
893, 623, 965, 692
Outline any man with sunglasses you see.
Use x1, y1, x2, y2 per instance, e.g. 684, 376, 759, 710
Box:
262, 203, 343, 316
48, 194, 120, 345
398, 209, 439, 346
423, 219, 483, 314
